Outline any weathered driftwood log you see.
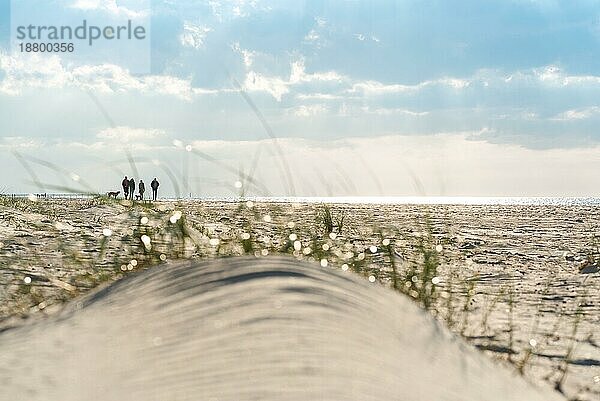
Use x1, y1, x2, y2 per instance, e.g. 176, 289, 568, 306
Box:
0, 256, 562, 401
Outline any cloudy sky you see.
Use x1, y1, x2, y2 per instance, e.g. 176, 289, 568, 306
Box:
1, 0, 600, 197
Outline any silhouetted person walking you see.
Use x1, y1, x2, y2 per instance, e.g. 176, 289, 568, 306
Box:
129, 178, 135, 200
151, 178, 159, 201
122, 176, 129, 199
139, 180, 145, 200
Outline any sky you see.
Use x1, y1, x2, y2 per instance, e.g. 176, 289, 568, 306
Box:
1, 0, 600, 197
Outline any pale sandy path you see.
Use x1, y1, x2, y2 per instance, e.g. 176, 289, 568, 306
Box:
0, 256, 562, 401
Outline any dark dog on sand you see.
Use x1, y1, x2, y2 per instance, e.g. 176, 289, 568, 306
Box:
107, 191, 120, 198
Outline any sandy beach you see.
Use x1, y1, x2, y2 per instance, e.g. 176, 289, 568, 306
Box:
1, 197, 599, 400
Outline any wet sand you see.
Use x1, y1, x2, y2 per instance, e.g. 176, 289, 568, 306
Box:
0, 198, 599, 400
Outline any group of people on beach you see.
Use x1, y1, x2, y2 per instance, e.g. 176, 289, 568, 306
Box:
121, 176, 160, 201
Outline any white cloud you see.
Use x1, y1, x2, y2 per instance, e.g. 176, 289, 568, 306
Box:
180, 22, 212, 50
296, 93, 345, 100
69, 0, 148, 18
289, 59, 343, 84
116, 133, 600, 196
290, 104, 328, 117
0, 53, 199, 100
346, 63, 595, 98
8, 132, 600, 196
73, 64, 197, 99
141, 75, 195, 98
533, 65, 600, 86
350, 76, 470, 95
304, 30, 320, 42
231, 43, 256, 68
232, 5, 245, 17
232, 50, 474, 101
562, 74, 600, 86
208, 0, 259, 21
0, 136, 43, 149
362, 107, 429, 116
315, 17, 327, 27
54, 140, 107, 151
350, 80, 415, 95
192, 87, 231, 95
0, 54, 71, 95
535, 65, 561, 82
302, 17, 330, 49
71, 64, 142, 92
354, 33, 380, 43
243, 71, 289, 101
437, 78, 470, 89
243, 58, 343, 101
551, 106, 600, 121
241, 58, 344, 100
96, 126, 166, 143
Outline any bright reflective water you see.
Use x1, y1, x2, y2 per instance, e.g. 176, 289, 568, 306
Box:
192, 196, 600, 206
